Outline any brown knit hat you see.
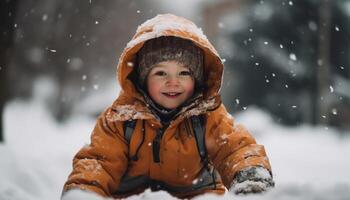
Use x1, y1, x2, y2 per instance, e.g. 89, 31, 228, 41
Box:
136, 36, 204, 87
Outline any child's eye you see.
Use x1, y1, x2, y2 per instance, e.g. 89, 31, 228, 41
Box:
179, 71, 192, 76
154, 71, 167, 76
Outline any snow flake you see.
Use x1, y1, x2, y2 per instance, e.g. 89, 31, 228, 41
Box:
292, 105, 297, 109
255, 62, 260, 66
137, 10, 141, 14
339, 66, 344, 70
329, 86, 334, 93
318, 59, 323, 66
78, 159, 102, 175
279, 44, 284, 48
14, 23, 17, 28
289, 1, 293, 6
265, 79, 270, 83
272, 73, 276, 77
49, 49, 57, 53
235, 98, 240, 105
127, 62, 134, 67
82, 75, 87, 80
221, 58, 226, 63
264, 41, 268, 45
86, 42, 90, 46
66, 58, 71, 63
335, 26, 340, 31
289, 53, 297, 61
218, 22, 224, 28
42, 14, 48, 21
332, 108, 338, 115
95, 21, 99, 25
322, 115, 326, 119
249, 28, 253, 32
93, 84, 99, 90
285, 84, 289, 88
243, 106, 247, 110
81, 86, 86, 92
308, 21, 318, 31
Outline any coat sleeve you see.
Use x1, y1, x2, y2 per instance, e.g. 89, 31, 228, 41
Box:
205, 104, 272, 188
63, 107, 128, 197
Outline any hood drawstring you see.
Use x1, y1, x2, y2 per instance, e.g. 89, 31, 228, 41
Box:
132, 120, 145, 161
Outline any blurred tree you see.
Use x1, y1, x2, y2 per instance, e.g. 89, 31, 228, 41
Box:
0, 0, 19, 142
7, 0, 156, 122
219, 0, 350, 128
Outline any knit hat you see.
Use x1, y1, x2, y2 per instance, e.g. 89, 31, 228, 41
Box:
136, 36, 204, 87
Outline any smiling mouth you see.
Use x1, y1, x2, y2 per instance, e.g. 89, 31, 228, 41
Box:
162, 92, 182, 97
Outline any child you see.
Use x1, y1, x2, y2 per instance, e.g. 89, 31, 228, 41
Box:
63, 14, 274, 199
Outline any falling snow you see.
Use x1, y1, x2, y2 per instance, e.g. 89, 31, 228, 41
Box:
93, 84, 99, 90
235, 99, 240, 105
332, 108, 338, 115
127, 62, 134, 67
42, 14, 48, 21
289, 53, 297, 61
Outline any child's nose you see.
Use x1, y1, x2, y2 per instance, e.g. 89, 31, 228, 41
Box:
166, 76, 180, 86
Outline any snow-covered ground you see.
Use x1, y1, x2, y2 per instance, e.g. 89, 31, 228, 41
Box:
1, 90, 350, 200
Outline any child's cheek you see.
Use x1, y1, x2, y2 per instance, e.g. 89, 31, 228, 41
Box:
183, 79, 195, 95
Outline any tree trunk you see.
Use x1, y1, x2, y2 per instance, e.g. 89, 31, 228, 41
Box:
0, 0, 19, 142
316, 0, 332, 125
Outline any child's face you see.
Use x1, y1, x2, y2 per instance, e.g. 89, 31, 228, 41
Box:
146, 61, 195, 109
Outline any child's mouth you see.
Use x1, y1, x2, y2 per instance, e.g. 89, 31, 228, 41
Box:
162, 92, 182, 98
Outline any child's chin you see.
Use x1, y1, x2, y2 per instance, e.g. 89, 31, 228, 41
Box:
162, 104, 179, 110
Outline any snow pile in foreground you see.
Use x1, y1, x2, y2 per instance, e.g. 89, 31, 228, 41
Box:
1, 99, 350, 200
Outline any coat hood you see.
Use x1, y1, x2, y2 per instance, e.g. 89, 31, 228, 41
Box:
111, 14, 224, 122
116, 14, 224, 100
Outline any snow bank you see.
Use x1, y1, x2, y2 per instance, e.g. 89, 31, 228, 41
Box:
1, 99, 350, 199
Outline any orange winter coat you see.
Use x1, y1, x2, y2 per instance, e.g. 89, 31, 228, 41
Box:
63, 14, 272, 199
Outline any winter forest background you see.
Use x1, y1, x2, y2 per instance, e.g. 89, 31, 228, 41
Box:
1, 0, 350, 200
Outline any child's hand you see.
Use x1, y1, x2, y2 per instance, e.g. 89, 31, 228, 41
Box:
229, 166, 274, 195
